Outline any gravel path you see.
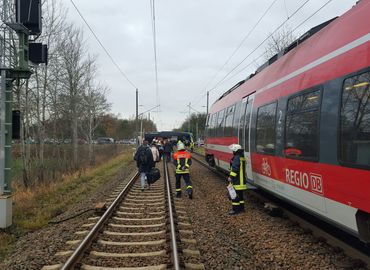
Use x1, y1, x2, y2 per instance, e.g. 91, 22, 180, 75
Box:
0, 162, 136, 270
170, 161, 367, 270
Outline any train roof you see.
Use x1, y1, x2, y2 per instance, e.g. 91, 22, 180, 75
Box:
215, 17, 338, 103
145, 131, 193, 138
210, 0, 369, 113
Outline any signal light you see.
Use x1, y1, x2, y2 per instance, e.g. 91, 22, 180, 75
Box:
29, 43, 48, 65
15, 0, 42, 35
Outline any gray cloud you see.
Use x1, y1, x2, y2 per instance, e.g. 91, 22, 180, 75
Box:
64, 0, 358, 130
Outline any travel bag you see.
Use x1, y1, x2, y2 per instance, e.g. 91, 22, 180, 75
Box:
146, 167, 161, 184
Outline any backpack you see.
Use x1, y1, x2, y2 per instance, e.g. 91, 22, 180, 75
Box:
146, 167, 161, 184
138, 147, 149, 165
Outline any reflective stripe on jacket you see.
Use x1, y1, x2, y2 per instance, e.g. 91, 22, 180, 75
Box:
173, 150, 192, 174
229, 155, 246, 190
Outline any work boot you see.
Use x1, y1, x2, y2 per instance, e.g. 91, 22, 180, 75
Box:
188, 190, 193, 200
176, 193, 181, 198
228, 209, 240, 215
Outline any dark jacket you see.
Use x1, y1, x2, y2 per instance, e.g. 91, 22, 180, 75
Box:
163, 141, 173, 153
229, 150, 247, 190
134, 145, 154, 173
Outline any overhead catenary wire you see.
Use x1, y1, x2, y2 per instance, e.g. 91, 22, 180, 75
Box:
189, 0, 278, 110
198, 0, 278, 98
69, 0, 138, 89
212, 0, 334, 97
291, 0, 333, 33
208, 0, 311, 93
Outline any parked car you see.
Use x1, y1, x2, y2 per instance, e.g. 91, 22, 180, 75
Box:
97, 137, 114, 144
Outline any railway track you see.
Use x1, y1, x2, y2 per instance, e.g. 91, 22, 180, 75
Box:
191, 150, 370, 269
42, 160, 204, 270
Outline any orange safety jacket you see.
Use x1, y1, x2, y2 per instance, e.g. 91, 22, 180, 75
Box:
173, 150, 192, 174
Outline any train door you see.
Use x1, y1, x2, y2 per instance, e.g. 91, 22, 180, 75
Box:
244, 94, 255, 182
238, 93, 255, 182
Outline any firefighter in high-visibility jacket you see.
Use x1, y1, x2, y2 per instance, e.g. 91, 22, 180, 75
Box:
190, 140, 195, 152
173, 141, 193, 199
228, 144, 247, 215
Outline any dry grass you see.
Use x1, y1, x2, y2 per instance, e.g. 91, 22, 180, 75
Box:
0, 147, 135, 261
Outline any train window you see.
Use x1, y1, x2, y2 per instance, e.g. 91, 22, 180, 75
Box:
224, 105, 235, 137
217, 109, 225, 137
207, 114, 212, 137
285, 90, 321, 160
210, 113, 217, 137
233, 101, 241, 137
256, 102, 277, 154
206, 114, 210, 127
340, 72, 370, 168
205, 114, 210, 137
244, 96, 254, 152
239, 100, 248, 149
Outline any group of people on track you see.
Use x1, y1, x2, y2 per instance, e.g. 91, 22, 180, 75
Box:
134, 138, 246, 215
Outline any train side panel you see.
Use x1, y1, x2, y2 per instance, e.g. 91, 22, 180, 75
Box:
205, 1, 370, 240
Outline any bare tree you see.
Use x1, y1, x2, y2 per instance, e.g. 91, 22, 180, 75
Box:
22, 0, 68, 183
58, 25, 92, 168
264, 25, 297, 60
2, 0, 113, 187
81, 81, 111, 165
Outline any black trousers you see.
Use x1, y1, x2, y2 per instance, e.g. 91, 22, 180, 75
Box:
164, 152, 171, 162
231, 190, 245, 211
175, 173, 192, 194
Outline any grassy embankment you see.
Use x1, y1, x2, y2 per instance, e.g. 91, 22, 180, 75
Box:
0, 147, 135, 261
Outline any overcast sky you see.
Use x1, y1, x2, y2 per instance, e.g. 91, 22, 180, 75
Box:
63, 0, 358, 131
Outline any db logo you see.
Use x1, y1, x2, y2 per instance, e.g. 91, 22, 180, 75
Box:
261, 158, 271, 176
310, 173, 323, 195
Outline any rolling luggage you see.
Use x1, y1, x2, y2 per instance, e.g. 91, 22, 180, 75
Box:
146, 168, 160, 184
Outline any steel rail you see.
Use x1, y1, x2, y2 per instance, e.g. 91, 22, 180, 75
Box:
164, 160, 180, 270
61, 172, 139, 270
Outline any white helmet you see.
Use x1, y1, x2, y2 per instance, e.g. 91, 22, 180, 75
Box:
229, 144, 242, 152
177, 142, 185, 150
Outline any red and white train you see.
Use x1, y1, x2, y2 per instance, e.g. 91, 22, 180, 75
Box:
205, 1, 370, 242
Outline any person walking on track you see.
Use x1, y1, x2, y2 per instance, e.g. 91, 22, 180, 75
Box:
163, 139, 173, 162
173, 141, 193, 199
134, 140, 155, 191
228, 144, 247, 215
150, 142, 160, 165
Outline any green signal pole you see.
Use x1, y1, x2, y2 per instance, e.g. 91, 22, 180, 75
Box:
4, 75, 12, 193
0, 69, 12, 228
0, 30, 30, 228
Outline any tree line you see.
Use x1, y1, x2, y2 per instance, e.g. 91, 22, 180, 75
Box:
0, 0, 156, 188
175, 113, 207, 141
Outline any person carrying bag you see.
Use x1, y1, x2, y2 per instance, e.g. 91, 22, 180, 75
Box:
227, 144, 247, 215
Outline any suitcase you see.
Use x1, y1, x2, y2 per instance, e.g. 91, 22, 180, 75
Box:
146, 168, 161, 184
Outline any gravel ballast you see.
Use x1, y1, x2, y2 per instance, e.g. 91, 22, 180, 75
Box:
1, 157, 367, 269
0, 162, 136, 270
170, 160, 367, 269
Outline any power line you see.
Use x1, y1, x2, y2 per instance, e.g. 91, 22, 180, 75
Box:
291, 0, 333, 32
199, 0, 278, 97
213, 51, 266, 92
189, 0, 278, 110
208, 0, 311, 93
69, 0, 137, 89
212, 0, 334, 97
150, 0, 160, 111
